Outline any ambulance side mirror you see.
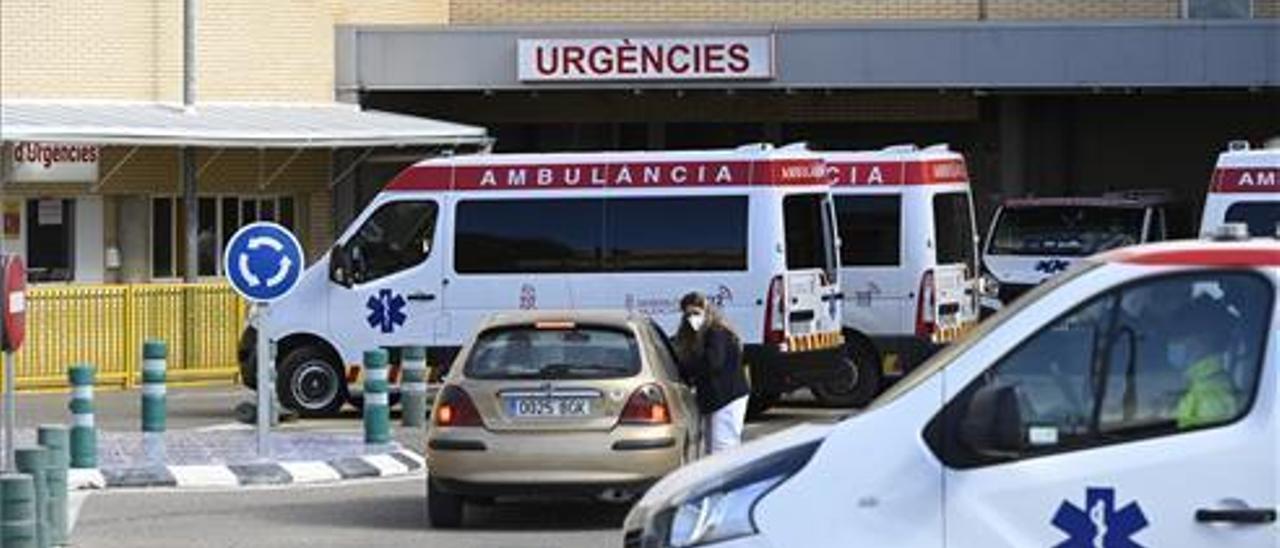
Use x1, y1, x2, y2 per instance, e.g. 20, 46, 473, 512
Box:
958, 383, 1025, 458
328, 244, 353, 288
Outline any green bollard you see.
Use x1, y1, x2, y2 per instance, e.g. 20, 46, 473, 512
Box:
141, 340, 167, 433
67, 365, 97, 469
400, 346, 428, 428
363, 350, 391, 445
14, 448, 48, 548
37, 426, 69, 546
1, 473, 37, 548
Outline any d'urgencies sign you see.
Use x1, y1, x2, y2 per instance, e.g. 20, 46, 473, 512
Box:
518, 37, 774, 82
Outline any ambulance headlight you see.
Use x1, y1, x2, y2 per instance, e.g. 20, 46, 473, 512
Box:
655, 441, 820, 547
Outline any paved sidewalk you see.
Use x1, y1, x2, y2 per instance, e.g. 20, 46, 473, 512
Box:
5, 385, 430, 489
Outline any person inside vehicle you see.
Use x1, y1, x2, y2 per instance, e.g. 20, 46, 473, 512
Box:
1166, 298, 1239, 429
674, 292, 750, 454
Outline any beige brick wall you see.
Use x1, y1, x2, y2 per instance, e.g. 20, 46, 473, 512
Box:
1256, 0, 1280, 17
450, 0, 980, 24
1, 1, 448, 102
986, 0, 1178, 19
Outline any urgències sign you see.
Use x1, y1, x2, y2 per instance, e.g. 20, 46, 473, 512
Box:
518, 36, 774, 82
8, 141, 100, 183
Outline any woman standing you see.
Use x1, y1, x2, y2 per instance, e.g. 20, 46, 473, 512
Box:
674, 292, 750, 454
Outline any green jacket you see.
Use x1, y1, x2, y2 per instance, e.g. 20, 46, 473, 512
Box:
1176, 356, 1238, 429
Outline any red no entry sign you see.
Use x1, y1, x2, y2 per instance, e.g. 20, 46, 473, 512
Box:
1, 255, 26, 352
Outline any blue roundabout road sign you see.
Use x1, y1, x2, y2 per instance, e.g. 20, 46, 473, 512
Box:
223, 222, 304, 303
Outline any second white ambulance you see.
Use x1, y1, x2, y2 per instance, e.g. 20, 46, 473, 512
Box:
240, 144, 847, 415
818, 144, 982, 406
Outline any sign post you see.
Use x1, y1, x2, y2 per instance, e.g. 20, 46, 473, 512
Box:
1, 254, 27, 472
223, 222, 302, 459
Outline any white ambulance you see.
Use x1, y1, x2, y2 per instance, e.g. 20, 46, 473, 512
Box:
1199, 140, 1279, 238
239, 144, 847, 416
625, 233, 1280, 548
818, 145, 982, 406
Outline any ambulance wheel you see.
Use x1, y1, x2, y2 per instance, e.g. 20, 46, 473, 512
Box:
428, 479, 465, 528
743, 361, 778, 419
277, 346, 348, 417
810, 338, 881, 408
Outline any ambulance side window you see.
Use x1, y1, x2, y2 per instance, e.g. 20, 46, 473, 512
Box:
926, 271, 1273, 469
346, 200, 438, 284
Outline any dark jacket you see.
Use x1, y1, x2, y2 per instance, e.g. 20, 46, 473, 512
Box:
679, 327, 750, 414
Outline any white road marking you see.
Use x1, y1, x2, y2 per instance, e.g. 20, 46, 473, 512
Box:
363, 454, 410, 476
69, 491, 90, 533
278, 461, 342, 484
194, 422, 253, 432
68, 469, 106, 490
170, 465, 241, 488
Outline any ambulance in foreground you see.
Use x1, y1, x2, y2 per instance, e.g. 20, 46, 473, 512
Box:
1199, 140, 1279, 238
817, 144, 982, 405
624, 230, 1278, 548
239, 144, 847, 416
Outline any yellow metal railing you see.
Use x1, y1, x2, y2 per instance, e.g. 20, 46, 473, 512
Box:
2, 283, 245, 390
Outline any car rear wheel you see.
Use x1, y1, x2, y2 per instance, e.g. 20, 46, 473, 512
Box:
810, 337, 881, 408
428, 479, 465, 528
277, 346, 348, 417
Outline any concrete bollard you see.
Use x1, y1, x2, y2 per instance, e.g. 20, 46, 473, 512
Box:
400, 347, 428, 428
67, 364, 97, 469
363, 349, 391, 445
14, 448, 48, 548
1, 473, 38, 548
142, 341, 167, 464
36, 426, 69, 546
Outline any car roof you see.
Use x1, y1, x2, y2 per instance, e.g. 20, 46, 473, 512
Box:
477, 310, 649, 331
1096, 239, 1280, 267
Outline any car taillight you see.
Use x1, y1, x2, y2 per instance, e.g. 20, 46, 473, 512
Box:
763, 275, 785, 345
916, 270, 936, 339
434, 385, 484, 427
618, 384, 670, 425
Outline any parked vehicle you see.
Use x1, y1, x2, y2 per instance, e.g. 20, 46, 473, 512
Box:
625, 230, 1279, 548
982, 192, 1171, 308
1199, 140, 1279, 238
821, 144, 981, 404
426, 311, 699, 527
240, 144, 847, 416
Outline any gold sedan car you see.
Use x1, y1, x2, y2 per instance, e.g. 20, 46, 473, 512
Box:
426, 310, 702, 527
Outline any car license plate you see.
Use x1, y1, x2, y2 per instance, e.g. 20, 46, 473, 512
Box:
507, 397, 592, 418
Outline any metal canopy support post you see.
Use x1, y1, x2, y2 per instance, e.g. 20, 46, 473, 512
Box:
182, 147, 198, 282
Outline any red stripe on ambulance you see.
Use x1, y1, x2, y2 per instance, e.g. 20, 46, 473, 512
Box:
1211, 168, 1280, 193
827, 158, 969, 186
385, 158, 830, 191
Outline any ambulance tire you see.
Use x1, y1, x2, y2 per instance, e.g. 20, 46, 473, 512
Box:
428, 479, 465, 528
810, 337, 881, 409
743, 361, 779, 419
277, 346, 349, 417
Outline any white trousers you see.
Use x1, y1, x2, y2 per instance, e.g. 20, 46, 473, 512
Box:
706, 396, 749, 455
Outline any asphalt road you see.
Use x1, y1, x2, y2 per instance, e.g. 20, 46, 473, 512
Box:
9, 386, 848, 547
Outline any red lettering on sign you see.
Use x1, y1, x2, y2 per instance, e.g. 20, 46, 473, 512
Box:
727, 43, 750, 73
668, 45, 691, 74
563, 46, 586, 75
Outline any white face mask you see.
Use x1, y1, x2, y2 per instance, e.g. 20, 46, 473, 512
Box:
686, 313, 706, 332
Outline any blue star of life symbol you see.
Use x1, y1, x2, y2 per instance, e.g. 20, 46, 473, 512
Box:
366, 289, 407, 334
1052, 487, 1148, 548
1036, 259, 1071, 274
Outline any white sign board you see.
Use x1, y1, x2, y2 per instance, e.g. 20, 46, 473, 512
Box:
518, 36, 774, 82
9, 142, 100, 183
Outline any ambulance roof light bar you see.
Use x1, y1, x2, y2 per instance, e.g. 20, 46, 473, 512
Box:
1227, 140, 1251, 152
923, 143, 952, 152
882, 144, 919, 153
735, 142, 775, 153
1210, 223, 1250, 242
779, 141, 811, 151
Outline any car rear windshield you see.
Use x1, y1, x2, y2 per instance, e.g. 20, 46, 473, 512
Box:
1224, 201, 1280, 237
464, 325, 641, 380
933, 192, 976, 271
784, 193, 836, 276
989, 206, 1145, 257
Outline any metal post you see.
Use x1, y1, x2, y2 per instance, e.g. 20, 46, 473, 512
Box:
2, 349, 12, 473
67, 365, 96, 469
400, 347, 427, 428
181, 0, 198, 282
255, 305, 273, 458
13, 448, 47, 548
363, 350, 390, 446
36, 426, 67, 546
0, 473, 37, 548
141, 341, 167, 464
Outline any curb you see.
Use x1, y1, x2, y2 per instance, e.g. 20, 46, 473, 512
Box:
65, 449, 425, 490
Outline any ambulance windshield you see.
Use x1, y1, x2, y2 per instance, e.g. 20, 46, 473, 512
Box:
990, 206, 1144, 257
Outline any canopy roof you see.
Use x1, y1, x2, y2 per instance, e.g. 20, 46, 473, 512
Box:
0, 100, 488, 148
